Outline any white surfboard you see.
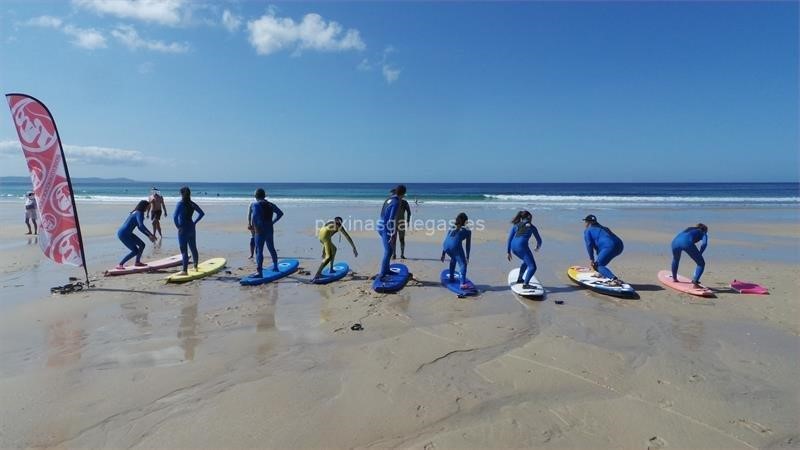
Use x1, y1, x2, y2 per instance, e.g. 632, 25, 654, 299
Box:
508, 268, 545, 298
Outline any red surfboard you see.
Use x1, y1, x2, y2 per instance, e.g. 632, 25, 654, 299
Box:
658, 270, 714, 297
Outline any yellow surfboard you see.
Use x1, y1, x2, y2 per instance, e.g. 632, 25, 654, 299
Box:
166, 257, 226, 283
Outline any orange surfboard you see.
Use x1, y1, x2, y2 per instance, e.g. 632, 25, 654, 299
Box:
657, 270, 714, 297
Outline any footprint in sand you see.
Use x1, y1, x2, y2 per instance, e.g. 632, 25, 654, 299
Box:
647, 436, 667, 449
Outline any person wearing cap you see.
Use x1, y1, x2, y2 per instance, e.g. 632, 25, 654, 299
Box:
146, 187, 167, 239
671, 223, 709, 287
24, 192, 38, 235
582, 214, 625, 285
381, 188, 411, 259
376, 184, 407, 279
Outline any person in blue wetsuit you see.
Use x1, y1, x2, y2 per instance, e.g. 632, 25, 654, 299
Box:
376, 184, 406, 280
506, 210, 543, 288
173, 186, 205, 276
116, 200, 157, 269
441, 212, 472, 289
583, 214, 624, 284
671, 223, 709, 287
248, 188, 284, 277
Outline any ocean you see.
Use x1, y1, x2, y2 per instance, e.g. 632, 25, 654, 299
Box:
0, 180, 797, 208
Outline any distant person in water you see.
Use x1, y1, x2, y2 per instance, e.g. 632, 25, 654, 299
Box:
441, 212, 472, 289
583, 214, 624, 285
146, 187, 167, 239
248, 188, 284, 277
116, 200, 157, 269
174, 186, 205, 275
381, 188, 411, 259
671, 223, 709, 287
24, 191, 37, 235
313, 217, 358, 282
506, 210, 542, 288
376, 184, 407, 279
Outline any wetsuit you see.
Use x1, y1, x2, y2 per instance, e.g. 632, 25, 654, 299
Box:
174, 200, 205, 272
584, 223, 624, 280
671, 227, 708, 283
384, 199, 410, 258
377, 195, 402, 277
507, 220, 542, 285
316, 222, 355, 277
250, 199, 284, 276
117, 210, 153, 265
442, 227, 471, 281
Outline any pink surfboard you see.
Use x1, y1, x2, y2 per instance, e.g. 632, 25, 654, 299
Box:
730, 280, 769, 295
657, 270, 714, 297
105, 254, 184, 276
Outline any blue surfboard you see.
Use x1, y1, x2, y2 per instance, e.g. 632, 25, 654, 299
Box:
440, 269, 478, 297
240, 259, 299, 286
372, 263, 410, 293
312, 262, 350, 284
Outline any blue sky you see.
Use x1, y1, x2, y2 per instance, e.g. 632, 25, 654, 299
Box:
0, 1, 797, 182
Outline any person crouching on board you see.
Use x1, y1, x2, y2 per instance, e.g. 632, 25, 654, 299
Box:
507, 210, 543, 289
116, 200, 157, 269
248, 188, 284, 277
312, 217, 358, 282
441, 212, 472, 289
671, 223, 709, 288
174, 186, 205, 276
582, 214, 625, 285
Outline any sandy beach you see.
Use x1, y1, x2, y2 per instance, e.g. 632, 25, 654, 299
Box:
0, 200, 798, 449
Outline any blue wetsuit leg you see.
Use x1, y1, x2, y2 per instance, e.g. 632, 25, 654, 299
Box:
511, 237, 536, 284
254, 233, 265, 276
595, 244, 623, 279
265, 232, 279, 271
379, 231, 392, 277
446, 247, 467, 281
178, 229, 198, 271
683, 244, 705, 282
671, 245, 682, 280
119, 232, 145, 265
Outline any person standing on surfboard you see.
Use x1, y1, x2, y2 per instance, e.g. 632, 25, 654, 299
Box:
381, 188, 411, 259
174, 186, 205, 276
506, 210, 543, 289
312, 216, 358, 282
377, 184, 407, 280
146, 187, 167, 239
116, 200, 157, 269
583, 214, 624, 285
441, 212, 472, 289
248, 188, 284, 277
671, 223, 708, 288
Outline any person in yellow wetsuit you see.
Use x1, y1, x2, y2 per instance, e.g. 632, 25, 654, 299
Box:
313, 216, 358, 282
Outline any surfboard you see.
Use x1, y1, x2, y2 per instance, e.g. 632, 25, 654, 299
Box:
373, 263, 410, 293
730, 279, 769, 295
567, 266, 637, 298
440, 269, 478, 297
657, 270, 714, 297
240, 259, 300, 286
166, 258, 226, 283
105, 254, 184, 276
507, 268, 545, 298
312, 262, 350, 285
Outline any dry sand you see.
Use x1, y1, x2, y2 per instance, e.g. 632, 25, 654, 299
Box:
0, 201, 798, 449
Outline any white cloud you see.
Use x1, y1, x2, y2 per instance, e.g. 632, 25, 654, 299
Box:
24, 15, 63, 28
63, 25, 107, 49
247, 12, 365, 56
382, 64, 400, 84
0, 141, 162, 166
111, 25, 189, 53
21, 16, 107, 50
138, 61, 154, 74
73, 0, 187, 26
222, 10, 241, 33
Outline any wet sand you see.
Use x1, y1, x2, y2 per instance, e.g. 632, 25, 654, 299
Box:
0, 201, 798, 449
